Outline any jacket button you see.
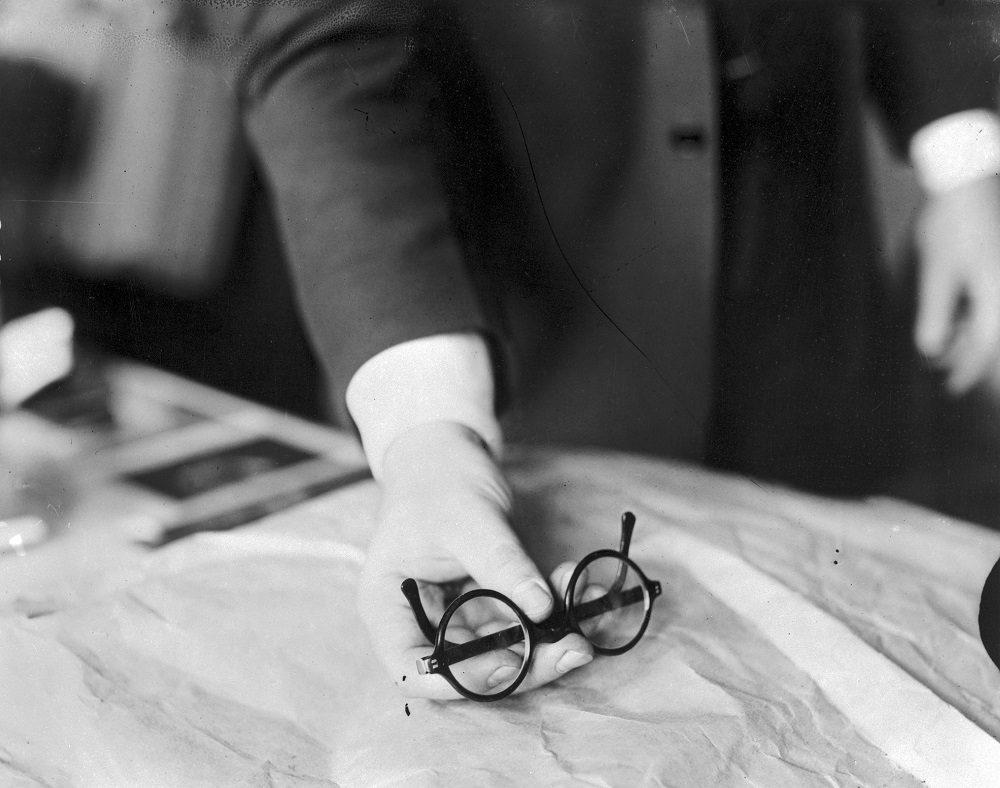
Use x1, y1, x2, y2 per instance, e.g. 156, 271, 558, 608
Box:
668, 123, 708, 156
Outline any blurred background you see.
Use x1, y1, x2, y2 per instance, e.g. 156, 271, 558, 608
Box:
0, 0, 323, 419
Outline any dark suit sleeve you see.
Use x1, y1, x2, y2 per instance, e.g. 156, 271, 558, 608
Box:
866, 3, 1000, 153
209, 3, 492, 420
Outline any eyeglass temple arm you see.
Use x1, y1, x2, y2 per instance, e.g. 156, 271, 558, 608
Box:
611, 511, 637, 593
618, 511, 636, 556
400, 578, 439, 643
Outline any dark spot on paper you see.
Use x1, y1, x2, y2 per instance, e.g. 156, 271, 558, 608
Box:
404, 703, 411, 717
833, 560, 839, 566
402, 674, 406, 682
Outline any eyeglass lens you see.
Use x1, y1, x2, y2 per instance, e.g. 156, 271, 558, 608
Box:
570, 555, 648, 650
441, 594, 528, 697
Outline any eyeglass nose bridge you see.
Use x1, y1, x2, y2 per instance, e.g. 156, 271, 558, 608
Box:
534, 608, 575, 644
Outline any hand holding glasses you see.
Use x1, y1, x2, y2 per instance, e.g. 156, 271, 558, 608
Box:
401, 511, 662, 701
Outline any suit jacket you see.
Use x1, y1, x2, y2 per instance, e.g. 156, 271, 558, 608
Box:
207, 1, 1000, 494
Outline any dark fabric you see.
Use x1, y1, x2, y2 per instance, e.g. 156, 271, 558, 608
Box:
216, 1, 645, 427
0, 59, 87, 188
234, 2, 487, 423
707, 3, 1000, 495
867, 4, 1000, 151
206, 1, 1000, 495
711, 6, 884, 492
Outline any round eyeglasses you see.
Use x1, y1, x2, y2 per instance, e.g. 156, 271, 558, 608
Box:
401, 511, 662, 701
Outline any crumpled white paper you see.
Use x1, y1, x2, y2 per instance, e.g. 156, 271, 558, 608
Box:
2, 448, 999, 786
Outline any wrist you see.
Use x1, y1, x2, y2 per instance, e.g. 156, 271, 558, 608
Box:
380, 420, 511, 511
346, 333, 503, 480
382, 421, 497, 473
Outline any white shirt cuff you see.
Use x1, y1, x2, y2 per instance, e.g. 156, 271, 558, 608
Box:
909, 109, 1000, 195
345, 333, 502, 479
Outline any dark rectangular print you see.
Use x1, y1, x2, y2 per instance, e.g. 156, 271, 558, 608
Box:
127, 437, 318, 499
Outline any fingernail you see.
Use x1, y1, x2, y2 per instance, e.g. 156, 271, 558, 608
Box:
556, 650, 593, 674
516, 579, 553, 618
487, 665, 520, 689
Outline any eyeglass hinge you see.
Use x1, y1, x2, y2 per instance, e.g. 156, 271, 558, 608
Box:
417, 656, 438, 675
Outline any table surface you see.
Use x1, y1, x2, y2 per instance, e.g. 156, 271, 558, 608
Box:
3, 360, 1000, 787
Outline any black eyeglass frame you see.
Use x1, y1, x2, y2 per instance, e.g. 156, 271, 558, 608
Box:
401, 511, 663, 701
